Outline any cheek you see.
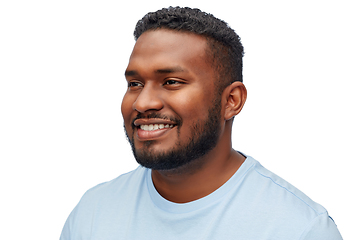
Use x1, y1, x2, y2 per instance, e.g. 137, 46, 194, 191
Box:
121, 93, 136, 133
169, 89, 211, 122
121, 94, 133, 119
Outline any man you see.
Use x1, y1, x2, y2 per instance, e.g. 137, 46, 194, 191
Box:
61, 7, 342, 239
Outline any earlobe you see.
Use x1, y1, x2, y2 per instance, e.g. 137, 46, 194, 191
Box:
224, 82, 247, 120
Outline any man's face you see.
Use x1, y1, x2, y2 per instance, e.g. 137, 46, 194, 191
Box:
121, 29, 223, 170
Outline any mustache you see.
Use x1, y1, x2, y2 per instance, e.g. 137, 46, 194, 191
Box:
131, 112, 182, 128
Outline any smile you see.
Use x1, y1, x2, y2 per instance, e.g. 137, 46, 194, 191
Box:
140, 124, 174, 131
136, 124, 176, 141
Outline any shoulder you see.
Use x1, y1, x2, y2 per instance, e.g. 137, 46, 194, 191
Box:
81, 165, 147, 202
246, 157, 327, 216
60, 166, 147, 239
60, 166, 148, 239
239, 156, 342, 238
70, 165, 148, 220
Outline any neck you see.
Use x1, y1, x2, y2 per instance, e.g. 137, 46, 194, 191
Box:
151, 144, 245, 203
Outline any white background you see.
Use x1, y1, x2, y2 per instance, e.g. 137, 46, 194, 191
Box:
1, 0, 359, 239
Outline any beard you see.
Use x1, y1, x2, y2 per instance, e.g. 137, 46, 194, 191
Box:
124, 96, 222, 171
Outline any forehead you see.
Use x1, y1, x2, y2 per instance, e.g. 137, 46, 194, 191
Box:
127, 29, 212, 76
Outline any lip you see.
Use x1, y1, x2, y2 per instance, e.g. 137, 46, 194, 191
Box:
133, 118, 177, 141
136, 126, 175, 141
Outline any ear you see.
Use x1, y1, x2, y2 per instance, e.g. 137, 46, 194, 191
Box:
223, 82, 247, 120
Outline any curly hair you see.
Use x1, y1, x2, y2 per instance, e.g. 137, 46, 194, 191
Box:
134, 6, 244, 92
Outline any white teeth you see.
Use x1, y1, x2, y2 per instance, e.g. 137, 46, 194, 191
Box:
140, 124, 174, 131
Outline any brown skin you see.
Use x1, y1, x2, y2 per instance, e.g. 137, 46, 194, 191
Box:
122, 29, 247, 203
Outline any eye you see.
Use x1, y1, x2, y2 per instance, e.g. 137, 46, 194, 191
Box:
163, 79, 186, 90
164, 79, 180, 85
127, 81, 143, 90
164, 78, 187, 86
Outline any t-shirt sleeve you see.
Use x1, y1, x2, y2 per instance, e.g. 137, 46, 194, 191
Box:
299, 213, 342, 240
59, 209, 73, 240
60, 202, 82, 240
59, 182, 108, 240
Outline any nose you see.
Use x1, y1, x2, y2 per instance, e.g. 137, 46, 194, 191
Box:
132, 84, 164, 113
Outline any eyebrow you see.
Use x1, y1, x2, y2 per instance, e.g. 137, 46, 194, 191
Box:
124, 70, 138, 77
124, 67, 186, 77
155, 67, 186, 74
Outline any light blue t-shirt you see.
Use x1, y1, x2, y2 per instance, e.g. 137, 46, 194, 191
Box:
60, 156, 342, 239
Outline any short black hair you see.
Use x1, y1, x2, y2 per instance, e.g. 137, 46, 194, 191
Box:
134, 6, 244, 92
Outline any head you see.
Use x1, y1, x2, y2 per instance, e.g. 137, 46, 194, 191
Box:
122, 7, 246, 171
134, 6, 244, 94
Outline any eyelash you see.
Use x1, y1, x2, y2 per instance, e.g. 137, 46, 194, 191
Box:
128, 81, 142, 88
127, 79, 184, 89
164, 79, 181, 85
